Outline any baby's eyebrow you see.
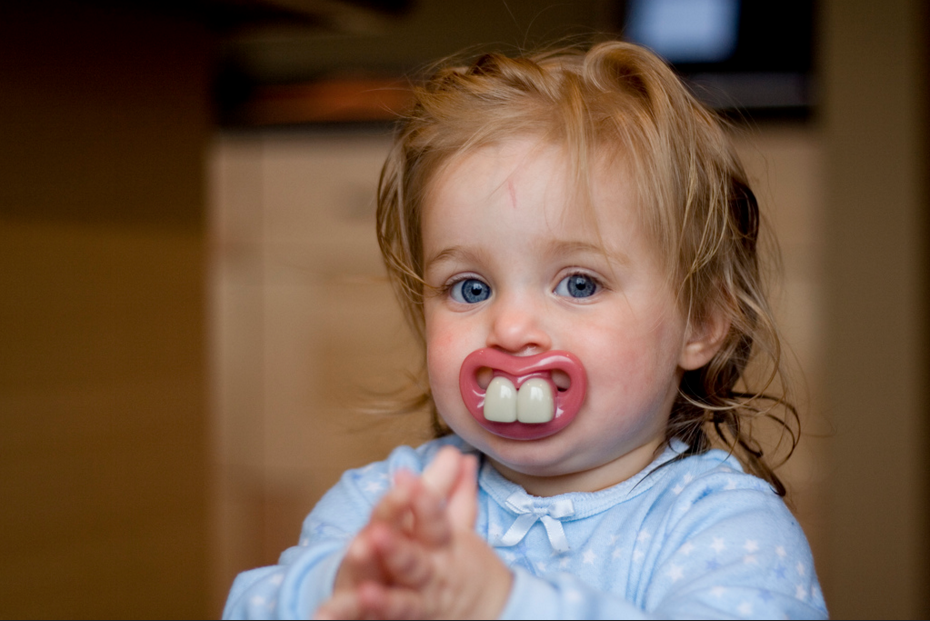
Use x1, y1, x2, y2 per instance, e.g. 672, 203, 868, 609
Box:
543, 239, 630, 266
425, 241, 629, 272
424, 246, 488, 272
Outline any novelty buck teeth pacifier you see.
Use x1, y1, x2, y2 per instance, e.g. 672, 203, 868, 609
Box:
458, 348, 587, 441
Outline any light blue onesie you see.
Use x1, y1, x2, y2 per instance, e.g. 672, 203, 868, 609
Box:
223, 435, 828, 619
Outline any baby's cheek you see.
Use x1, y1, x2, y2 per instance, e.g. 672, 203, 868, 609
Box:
425, 309, 460, 347
426, 330, 458, 370
427, 328, 458, 353
586, 336, 678, 403
425, 328, 469, 397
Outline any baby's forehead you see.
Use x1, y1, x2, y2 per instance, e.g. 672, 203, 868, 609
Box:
420, 139, 672, 274
425, 139, 648, 233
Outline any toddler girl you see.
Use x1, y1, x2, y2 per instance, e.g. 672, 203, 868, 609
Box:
224, 41, 827, 619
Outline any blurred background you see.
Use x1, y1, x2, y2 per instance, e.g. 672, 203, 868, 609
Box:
0, 0, 926, 618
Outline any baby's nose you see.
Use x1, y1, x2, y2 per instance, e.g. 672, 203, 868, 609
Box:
486, 294, 551, 354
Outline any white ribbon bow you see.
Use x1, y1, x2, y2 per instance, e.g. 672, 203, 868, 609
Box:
498, 492, 575, 553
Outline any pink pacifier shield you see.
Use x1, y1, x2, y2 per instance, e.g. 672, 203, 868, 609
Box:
459, 348, 587, 441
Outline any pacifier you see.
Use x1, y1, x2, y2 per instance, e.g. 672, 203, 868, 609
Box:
459, 348, 587, 441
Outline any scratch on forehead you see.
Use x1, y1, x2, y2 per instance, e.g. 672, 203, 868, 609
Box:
507, 177, 517, 209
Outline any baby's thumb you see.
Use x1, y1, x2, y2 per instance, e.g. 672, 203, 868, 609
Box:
447, 454, 478, 530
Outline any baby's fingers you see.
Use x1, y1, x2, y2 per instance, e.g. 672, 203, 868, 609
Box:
317, 582, 425, 621
447, 453, 479, 531
334, 529, 385, 591
420, 445, 463, 500
408, 480, 453, 546
368, 522, 433, 588
382, 469, 451, 546
314, 590, 365, 621
356, 582, 426, 620
371, 473, 417, 528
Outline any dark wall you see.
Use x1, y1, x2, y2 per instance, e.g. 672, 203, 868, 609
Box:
0, 2, 213, 617
821, 0, 929, 617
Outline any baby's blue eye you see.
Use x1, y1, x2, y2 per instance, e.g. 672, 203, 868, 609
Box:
451, 278, 491, 303
555, 274, 598, 298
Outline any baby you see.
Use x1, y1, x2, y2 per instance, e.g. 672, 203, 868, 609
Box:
224, 42, 827, 619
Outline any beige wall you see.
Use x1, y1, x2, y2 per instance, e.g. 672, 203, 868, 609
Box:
209, 131, 429, 613
733, 127, 830, 574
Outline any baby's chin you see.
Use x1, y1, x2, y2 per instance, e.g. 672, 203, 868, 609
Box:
448, 416, 599, 477
442, 411, 666, 493
486, 438, 666, 496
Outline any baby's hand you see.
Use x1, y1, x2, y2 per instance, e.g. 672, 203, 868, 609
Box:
317, 447, 512, 620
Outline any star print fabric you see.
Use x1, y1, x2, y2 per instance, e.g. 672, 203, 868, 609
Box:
222, 435, 827, 619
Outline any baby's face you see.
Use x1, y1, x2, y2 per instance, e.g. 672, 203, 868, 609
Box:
422, 138, 704, 492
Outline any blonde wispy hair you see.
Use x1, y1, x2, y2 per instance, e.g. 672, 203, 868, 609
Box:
376, 41, 798, 495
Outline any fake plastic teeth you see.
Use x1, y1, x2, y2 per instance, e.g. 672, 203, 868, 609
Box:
483, 376, 554, 424
516, 378, 555, 423
483, 377, 517, 422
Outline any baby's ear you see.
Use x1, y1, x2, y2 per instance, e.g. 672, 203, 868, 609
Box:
679, 305, 730, 371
